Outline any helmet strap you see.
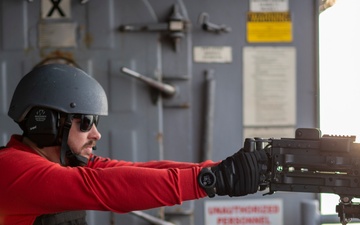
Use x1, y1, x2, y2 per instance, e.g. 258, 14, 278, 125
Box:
60, 115, 88, 167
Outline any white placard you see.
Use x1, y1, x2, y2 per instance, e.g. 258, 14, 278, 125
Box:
250, 0, 289, 12
39, 23, 77, 48
205, 199, 283, 225
194, 46, 232, 63
243, 127, 295, 140
243, 46, 296, 126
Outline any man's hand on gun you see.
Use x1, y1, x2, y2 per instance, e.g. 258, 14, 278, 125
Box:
211, 146, 269, 197
199, 143, 269, 198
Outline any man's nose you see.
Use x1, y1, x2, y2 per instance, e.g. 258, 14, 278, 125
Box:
89, 125, 101, 141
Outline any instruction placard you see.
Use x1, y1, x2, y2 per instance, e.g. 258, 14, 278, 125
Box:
243, 46, 296, 126
194, 46, 232, 63
38, 23, 77, 47
205, 199, 283, 225
250, 0, 289, 12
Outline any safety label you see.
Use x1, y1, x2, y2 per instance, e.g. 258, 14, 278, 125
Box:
247, 12, 292, 42
205, 199, 283, 225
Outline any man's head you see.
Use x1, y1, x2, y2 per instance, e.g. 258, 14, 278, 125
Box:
8, 63, 108, 166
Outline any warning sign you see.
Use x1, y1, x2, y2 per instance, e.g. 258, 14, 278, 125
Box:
247, 12, 292, 42
205, 199, 283, 225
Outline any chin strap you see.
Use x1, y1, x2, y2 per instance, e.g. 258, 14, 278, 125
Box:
60, 115, 88, 167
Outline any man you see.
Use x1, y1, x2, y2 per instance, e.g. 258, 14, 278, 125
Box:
0, 64, 268, 225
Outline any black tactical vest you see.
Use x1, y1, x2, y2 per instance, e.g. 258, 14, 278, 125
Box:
33, 211, 87, 225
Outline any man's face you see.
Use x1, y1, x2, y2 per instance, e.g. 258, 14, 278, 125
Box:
67, 116, 102, 160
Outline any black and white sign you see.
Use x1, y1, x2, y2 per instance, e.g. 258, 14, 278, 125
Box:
42, 0, 71, 19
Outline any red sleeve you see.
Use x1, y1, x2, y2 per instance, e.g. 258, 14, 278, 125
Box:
87, 154, 220, 169
0, 149, 207, 217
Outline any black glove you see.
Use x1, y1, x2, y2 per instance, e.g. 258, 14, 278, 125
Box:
198, 147, 268, 198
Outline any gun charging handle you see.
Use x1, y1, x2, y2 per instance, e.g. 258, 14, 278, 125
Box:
243, 137, 266, 152
243, 138, 255, 152
242, 137, 271, 192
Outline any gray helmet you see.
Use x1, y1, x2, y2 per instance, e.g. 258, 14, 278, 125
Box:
8, 63, 108, 122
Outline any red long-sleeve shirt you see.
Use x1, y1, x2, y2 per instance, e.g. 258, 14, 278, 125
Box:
0, 135, 218, 225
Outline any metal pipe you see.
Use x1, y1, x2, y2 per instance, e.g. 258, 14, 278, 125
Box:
202, 69, 216, 161
121, 67, 176, 97
301, 200, 321, 225
130, 211, 176, 225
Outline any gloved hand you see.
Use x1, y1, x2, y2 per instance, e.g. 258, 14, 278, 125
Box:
198, 147, 269, 198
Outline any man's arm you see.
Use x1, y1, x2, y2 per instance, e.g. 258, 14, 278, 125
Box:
87, 154, 219, 169
0, 149, 206, 216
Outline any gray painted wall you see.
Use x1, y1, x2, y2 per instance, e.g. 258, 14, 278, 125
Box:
0, 1, 319, 225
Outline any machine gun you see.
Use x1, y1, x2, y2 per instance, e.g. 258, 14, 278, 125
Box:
243, 128, 360, 224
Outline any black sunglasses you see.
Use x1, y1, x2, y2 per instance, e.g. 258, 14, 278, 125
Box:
72, 114, 99, 132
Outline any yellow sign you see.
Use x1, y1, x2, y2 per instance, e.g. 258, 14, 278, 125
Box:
247, 12, 292, 42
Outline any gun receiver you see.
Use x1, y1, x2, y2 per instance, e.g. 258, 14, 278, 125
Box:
243, 128, 360, 224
